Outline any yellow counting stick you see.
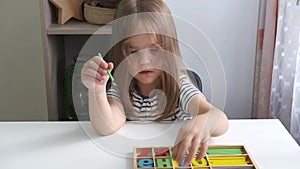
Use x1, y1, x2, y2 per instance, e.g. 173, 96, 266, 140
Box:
209, 156, 249, 166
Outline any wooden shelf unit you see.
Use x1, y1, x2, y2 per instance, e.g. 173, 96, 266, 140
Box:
47, 20, 112, 35
39, 0, 112, 120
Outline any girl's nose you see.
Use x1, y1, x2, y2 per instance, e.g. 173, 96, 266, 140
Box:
139, 50, 152, 66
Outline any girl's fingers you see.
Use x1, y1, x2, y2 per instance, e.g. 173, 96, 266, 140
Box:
85, 56, 101, 69
82, 70, 101, 81
175, 137, 191, 165
83, 58, 110, 77
81, 67, 108, 87
107, 62, 114, 71
82, 66, 101, 79
80, 56, 113, 90
185, 137, 200, 164
99, 59, 109, 70
172, 130, 185, 159
86, 56, 109, 71
196, 139, 209, 161
98, 68, 108, 76
171, 146, 178, 160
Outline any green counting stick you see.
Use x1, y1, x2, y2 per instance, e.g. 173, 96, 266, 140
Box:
98, 53, 114, 81
206, 148, 244, 155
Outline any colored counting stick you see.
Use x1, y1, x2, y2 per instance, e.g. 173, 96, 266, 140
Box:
209, 156, 248, 166
97, 52, 114, 81
138, 148, 151, 157
207, 148, 244, 155
155, 149, 169, 156
138, 159, 154, 168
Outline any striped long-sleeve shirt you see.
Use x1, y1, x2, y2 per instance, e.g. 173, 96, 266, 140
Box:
107, 75, 202, 121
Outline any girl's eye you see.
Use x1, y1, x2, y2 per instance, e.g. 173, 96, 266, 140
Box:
130, 50, 138, 54
149, 48, 160, 54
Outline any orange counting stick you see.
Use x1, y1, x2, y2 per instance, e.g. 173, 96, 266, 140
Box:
155, 149, 169, 156
138, 148, 151, 157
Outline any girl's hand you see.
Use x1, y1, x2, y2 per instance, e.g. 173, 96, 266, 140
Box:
81, 56, 114, 93
172, 115, 211, 165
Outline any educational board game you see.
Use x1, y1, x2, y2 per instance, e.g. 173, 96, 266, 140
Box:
134, 145, 258, 169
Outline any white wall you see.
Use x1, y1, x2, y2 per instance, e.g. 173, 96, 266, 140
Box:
165, 0, 260, 118
0, 0, 259, 120
0, 1, 48, 120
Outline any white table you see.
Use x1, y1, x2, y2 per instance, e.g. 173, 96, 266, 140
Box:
1, 119, 299, 169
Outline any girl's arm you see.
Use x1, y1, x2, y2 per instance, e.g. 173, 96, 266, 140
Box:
89, 90, 126, 136
187, 94, 229, 136
81, 56, 126, 136
173, 94, 229, 165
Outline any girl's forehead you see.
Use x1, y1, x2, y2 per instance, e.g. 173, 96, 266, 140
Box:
126, 17, 162, 36
123, 34, 160, 48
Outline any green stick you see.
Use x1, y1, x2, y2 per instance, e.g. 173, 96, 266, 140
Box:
98, 53, 114, 81
206, 148, 244, 155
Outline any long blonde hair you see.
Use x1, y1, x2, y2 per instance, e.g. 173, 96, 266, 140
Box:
107, 0, 183, 121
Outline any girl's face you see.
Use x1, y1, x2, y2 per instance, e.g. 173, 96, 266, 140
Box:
123, 34, 164, 86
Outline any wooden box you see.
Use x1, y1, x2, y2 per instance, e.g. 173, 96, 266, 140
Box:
133, 145, 259, 169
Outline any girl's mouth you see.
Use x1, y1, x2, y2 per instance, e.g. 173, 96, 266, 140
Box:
139, 70, 153, 74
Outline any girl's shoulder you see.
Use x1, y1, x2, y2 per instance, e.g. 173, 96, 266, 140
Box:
179, 74, 189, 82
178, 74, 203, 97
179, 74, 198, 88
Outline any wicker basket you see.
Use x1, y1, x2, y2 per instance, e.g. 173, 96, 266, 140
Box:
84, 2, 116, 25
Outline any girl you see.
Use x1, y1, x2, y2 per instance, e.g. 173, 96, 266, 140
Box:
81, 0, 229, 165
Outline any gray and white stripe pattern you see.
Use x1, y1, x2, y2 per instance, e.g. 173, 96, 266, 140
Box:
107, 75, 202, 121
